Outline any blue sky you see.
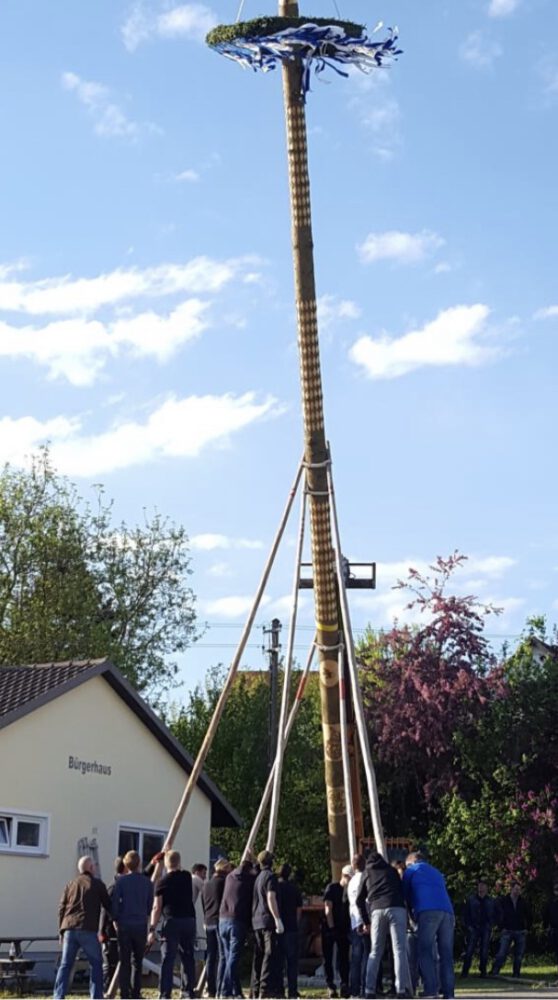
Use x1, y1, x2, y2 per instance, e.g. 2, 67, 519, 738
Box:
1, 0, 557, 694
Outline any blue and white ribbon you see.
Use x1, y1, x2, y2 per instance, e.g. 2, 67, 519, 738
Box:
210, 22, 402, 97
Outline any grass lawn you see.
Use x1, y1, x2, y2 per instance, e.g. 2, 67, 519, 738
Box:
1, 960, 557, 998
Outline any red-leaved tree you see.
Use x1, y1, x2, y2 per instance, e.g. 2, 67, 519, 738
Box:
358, 553, 504, 834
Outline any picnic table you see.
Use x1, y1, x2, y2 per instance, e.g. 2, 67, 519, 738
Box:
0, 937, 58, 996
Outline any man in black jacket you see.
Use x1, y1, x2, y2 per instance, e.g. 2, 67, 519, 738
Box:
251, 850, 284, 999
202, 859, 231, 997
100, 857, 125, 992
322, 865, 352, 999
461, 879, 498, 978
278, 863, 303, 999
357, 852, 411, 1000
490, 882, 531, 978
219, 858, 256, 998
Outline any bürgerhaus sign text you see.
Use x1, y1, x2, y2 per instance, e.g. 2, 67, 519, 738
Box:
68, 755, 112, 776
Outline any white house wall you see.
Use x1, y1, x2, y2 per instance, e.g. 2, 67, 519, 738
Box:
0, 675, 212, 944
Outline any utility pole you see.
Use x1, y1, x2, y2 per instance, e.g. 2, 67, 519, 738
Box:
262, 618, 282, 769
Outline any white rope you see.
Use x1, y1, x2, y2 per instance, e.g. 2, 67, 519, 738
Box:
327, 457, 387, 859
235, 0, 246, 22
267, 482, 308, 851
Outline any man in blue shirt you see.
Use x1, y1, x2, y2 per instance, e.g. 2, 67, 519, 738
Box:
402, 852, 454, 999
112, 849, 154, 999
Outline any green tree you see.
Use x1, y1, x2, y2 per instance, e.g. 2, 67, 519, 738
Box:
0, 450, 198, 699
171, 665, 330, 891
431, 617, 558, 914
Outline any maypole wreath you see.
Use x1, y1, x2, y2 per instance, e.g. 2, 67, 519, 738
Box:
206, 17, 402, 96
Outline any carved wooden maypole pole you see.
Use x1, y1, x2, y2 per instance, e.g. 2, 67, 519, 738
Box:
207, 6, 401, 878
278, 0, 348, 875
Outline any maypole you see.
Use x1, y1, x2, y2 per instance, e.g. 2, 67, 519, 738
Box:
278, 0, 349, 875
207, 4, 401, 879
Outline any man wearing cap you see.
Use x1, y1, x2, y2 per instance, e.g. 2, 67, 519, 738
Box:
322, 865, 352, 999
251, 850, 284, 999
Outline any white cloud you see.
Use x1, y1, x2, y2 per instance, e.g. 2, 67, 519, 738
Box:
534, 305, 558, 320
0, 415, 79, 467
203, 594, 270, 618
0, 256, 248, 316
122, 2, 217, 51
267, 593, 309, 616
61, 71, 157, 139
357, 230, 444, 265
352, 553, 518, 628
460, 31, 503, 69
51, 392, 281, 476
466, 555, 516, 578
0, 259, 30, 280
488, 0, 520, 16
0, 393, 282, 476
0, 299, 209, 385
348, 72, 402, 160
317, 295, 361, 329
190, 533, 264, 551
434, 261, 452, 275
349, 304, 498, 380
174, 169, 199, 183
206, 562, 233, 578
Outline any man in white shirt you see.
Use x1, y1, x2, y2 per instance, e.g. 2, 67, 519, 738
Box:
347, 854, 369, 997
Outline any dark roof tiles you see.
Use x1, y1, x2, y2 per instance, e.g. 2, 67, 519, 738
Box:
0, 660, 103, 718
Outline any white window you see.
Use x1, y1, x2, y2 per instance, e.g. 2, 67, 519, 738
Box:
0, 810, 49, 855
118, 825, 166, 869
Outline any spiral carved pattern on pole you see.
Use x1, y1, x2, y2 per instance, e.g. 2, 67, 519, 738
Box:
280, 0, 349, 875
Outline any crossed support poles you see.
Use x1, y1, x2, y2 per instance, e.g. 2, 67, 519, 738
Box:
107, 453, 385, 998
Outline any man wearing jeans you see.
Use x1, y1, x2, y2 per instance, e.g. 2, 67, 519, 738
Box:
53, 855, 111, 999
402, 851, 454, 1000
219, 858, 255, 998
490, 881, 531, 978
148, 850, 197, 999
357, 852, 411, 999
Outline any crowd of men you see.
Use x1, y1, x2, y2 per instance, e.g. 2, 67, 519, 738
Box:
53, 847, 558, 1000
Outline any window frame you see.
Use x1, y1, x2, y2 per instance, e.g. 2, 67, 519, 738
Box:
0, 808, 50, 857
117, 822, 167, 869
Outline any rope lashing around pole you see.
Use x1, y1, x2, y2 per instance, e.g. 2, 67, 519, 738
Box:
303, 457, 332, 469
267, 476, 308, 852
